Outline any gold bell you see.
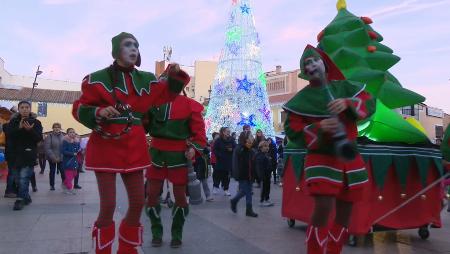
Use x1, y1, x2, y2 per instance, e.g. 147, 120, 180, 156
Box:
377, 195, 383, 201
295, 186, 301, 192
400, 193, 407, 199
420, 194, 427, 200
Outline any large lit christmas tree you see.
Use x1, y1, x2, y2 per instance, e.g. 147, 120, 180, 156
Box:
205, 0, 275, 138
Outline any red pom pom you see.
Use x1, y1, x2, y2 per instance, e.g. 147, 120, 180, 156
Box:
317, 30, 325, 42
361, 16, 373, 24
367, 46, 377, 52
368, 31, 378, 40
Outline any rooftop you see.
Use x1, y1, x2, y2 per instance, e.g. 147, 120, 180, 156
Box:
0, 86, 80, 104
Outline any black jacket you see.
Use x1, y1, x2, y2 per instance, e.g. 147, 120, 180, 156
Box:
235, 146, 256, 181
213, 137, 236, 171
254, 151, 271, 179
8, 114, 43, 168
194, 147, 210, 180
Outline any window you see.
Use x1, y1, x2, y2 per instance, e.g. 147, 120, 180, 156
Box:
37, 102, 47, 117
401, 105, 419, 120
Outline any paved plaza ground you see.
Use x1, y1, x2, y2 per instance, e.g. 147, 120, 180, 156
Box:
0, 168, 449, 254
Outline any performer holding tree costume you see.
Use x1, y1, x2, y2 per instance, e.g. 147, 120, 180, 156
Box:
144, 92, 206, 248
283, 45, 375, 254
72, 32, 189, 254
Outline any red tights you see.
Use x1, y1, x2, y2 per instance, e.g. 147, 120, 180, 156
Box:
146, 180, 188, 207
95, 171, 145, 227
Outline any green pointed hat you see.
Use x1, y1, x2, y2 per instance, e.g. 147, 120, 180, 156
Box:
111, 32, 141, 67
298, 44, 345, 81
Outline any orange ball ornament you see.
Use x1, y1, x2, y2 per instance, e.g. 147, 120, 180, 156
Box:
361, 16, 373, 24
367, 46, 377, 52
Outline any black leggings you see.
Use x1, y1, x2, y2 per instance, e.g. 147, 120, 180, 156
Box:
213, 170, 230, 191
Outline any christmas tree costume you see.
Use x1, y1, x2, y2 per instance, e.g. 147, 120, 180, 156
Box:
283, 45, 375, 254
442, 126, 450, 170
72, 32, 189, 254
144, 94, 206, 248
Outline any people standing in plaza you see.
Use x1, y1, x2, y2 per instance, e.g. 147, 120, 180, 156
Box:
144, 90, 206, 248
61, 128, 80, 195
213, 127, 235, 196
255, 140, 273, 207
37, 137, 46, 174
283, 45, 375, 254
72, 32, 189, 254
230, 130, 258, 217
44, 122, 65, 191
9, 101, 43, 210
194, 145, 213, 201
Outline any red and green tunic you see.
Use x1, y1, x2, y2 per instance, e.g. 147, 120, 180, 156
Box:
144, 95, 206, 170
72, 66, 190, 173
283, 80, 375, 193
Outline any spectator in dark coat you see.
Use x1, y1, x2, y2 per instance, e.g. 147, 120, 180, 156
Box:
230, 131, 258, 217
255, 141, 274, 207
267, 137, 278, 184
44, 122, 65, 190
9, 101, 43, 210
193, 146, 213, 201
213, 127, 236, 196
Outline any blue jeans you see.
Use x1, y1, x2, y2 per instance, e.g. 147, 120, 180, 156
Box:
5, 165, 18, 194
17, 166, 33, 201
231, 180, 253, 206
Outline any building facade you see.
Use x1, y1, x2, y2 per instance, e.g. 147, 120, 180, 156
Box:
266, 66, 308, 134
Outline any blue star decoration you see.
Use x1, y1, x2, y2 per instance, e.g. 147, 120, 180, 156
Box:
255, 86, 264, 98
236, 75, 254, 93
259, 106, 271, 122
227, 42, 240, 56
237, 113, 256, 127
240, 4, 250, 14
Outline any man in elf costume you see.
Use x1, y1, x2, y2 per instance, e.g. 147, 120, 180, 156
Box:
143, 91, 206, 248
72, 32, 190, 254
283, 45, 375, 254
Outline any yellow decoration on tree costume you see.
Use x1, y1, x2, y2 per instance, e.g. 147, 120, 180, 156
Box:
336, 0, 347, 10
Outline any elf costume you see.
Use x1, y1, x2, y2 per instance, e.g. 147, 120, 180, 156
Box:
283, 45, 375, 254
144, 94, 206, 248
72, 32, 190, 254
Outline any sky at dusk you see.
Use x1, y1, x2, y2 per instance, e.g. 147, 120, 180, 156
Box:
0, 0, 449, 112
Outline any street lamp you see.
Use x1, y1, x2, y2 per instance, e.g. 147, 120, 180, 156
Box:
29, 65, 43, 101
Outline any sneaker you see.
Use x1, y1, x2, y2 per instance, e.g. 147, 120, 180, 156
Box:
259, 201, 265, 207
264, 200, 274, 207
212, 187, 219, 195
206, 196, 214, 202
170, 239, 182, 248
50, 186, 55, 191
63, 190, 71, 195
13, 200, 24, 211
70, 189, 76, 195
32, 186, 38, 192
74, 185, 82, 189
152, 238, 162, 247
4, 193, 17, 198
224, 190, 231, 196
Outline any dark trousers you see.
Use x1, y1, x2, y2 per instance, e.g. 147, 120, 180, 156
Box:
231, 180, 253, 205
49, 161, 64, 187
5, 163, 18, 194
261, 174, 271, 202
213, 170, 230, 191
17, 166, 33, 201
38, 154, 46, 173
30, 171, 37, 189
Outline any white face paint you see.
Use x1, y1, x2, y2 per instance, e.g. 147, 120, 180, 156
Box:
304, 56, 326, 80
118, 38, 139, 67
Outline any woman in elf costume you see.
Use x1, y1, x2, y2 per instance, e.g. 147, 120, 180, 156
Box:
283, 45, 375, 254
72, 32, 189, 254
143, 92, 206, 248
